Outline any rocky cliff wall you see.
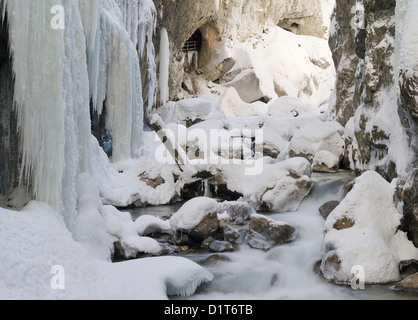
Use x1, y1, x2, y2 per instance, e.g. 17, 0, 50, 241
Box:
328, 0, 418, 246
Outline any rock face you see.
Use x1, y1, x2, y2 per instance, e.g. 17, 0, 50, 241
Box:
153, 0, 331, 103
328, 0, 418, 246
393, 273, 418, 293
0, 18, 21, 197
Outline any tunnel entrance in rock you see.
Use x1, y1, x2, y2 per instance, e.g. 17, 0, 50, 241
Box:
183, 29, 203, 52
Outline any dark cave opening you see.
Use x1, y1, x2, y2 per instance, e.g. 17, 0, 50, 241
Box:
183, 29, 203, 52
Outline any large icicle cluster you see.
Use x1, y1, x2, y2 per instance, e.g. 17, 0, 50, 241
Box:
116, 0, 158, 118
1, 0, 149, 229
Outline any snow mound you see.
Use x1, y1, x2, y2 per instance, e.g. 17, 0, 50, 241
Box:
134, 215, 172, 236
289, 121, 345, 162
157, 96, 224, 125
102, 205, 162, 257
313, 150, 340, 172
268, 96, 321, 118
321, 171, 418, 284
170, 197, 220, 231
0, 203, 213, 300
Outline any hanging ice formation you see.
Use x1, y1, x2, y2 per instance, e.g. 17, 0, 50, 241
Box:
1, 0, 150, 229
159, 27, 170, 106
116, 0, 158, 118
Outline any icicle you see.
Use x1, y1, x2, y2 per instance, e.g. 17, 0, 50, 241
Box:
2, 0, 145, 228
159, 27, 170, 105
215, 0, 220, 11
115, 0, 158, 118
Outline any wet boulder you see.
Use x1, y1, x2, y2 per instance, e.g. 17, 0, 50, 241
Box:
246, 214, 297, 250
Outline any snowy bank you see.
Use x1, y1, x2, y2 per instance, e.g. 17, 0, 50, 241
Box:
0, 202, 213, 300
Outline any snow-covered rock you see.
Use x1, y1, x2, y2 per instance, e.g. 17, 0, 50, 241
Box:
321, 171, 418, 285
289, 121, 345, 163
250, 157, 313, 212
170, 197, 220, 231
102, 205, 162, 258
134, 215, 172, 236
218, 87, 269, 117
313, 150, 340, 173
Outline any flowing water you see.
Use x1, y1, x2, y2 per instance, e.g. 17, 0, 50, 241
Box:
129, 171, 418, 300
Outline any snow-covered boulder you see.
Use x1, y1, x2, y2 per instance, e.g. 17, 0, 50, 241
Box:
250, 157, 313, 212
289, 121, 345, 163
218, 87, 269, 117
222, 69, 266, 103
321, 171, 418, 285
170, 197, 221, 241
313, 150, 340, 173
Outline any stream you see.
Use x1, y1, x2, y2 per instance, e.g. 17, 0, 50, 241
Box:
129, 171, 418, 300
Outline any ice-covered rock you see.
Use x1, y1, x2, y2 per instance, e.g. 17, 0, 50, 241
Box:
321, 171, 418, 285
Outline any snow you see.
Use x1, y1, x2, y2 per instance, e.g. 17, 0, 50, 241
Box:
210, 26, 335, 109
289, 121, 345, 161
157, 95, 225, 125
134, 215, 172, 236
219, 87, 269, 117
268, 96, 321, 118
313, 150, 340, 170
170, 197, 220, 231
0, 202, 213, 300
321, 171, 418, 284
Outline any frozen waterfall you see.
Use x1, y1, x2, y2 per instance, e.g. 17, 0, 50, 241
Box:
1, 0, 151, 228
